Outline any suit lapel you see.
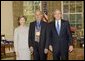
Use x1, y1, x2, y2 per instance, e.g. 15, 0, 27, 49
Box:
33, 21, 36, 38
40, 20, 44, 35
53, 21, 58, 36
59, 19, 64, 36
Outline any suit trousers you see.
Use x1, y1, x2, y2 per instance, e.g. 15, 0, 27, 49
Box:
33, 41, 47, 60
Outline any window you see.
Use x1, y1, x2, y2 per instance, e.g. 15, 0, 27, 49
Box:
23, 1, 41, 25
62, 1, 84, 37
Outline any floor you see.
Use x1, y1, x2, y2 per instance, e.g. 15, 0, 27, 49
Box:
1, 48, 84, 60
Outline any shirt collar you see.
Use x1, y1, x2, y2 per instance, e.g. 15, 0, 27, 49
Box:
55, 19, 61, 23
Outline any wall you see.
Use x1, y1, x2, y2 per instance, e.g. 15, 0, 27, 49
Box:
13, 1, 23, 28
1, 1, 13, 41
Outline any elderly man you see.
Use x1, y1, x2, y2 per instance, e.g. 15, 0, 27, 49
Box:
29, 10, 48, 60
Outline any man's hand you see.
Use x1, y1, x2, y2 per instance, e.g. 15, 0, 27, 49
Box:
49, 45, 53, 52
44, 48, 48, 54
69, 45, 73, 52
30, 46, 33, 54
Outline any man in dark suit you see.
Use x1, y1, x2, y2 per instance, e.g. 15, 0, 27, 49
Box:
29, 10, 48, 60
45, 9, 73, 60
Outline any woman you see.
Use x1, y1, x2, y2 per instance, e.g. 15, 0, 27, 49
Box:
14, 16, 31, 60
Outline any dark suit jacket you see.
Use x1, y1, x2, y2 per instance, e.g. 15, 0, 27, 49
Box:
29, 20, 48, 52
45, 19, 72, 53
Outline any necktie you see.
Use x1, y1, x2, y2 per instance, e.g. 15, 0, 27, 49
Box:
57, 21, 60, 35
36, 21, 41, 31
